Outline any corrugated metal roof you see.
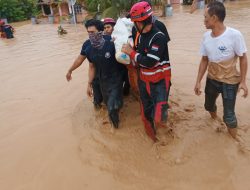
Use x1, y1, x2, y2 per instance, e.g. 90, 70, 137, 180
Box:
37, 0, 68, 4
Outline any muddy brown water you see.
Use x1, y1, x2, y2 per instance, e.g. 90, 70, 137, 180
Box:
0, 1, 250, 190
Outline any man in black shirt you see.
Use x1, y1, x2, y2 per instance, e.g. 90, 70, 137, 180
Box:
85, 19, 124, 128
66, 20, 111, 109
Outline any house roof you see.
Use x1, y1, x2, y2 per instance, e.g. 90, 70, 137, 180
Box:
37, 0, 69, 5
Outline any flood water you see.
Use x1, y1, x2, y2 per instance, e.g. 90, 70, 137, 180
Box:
0, 1, 250, 190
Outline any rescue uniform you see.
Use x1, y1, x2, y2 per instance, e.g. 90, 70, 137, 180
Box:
130, 26, 171, 141
129, 19, 171, 98
132, 18, 171, 60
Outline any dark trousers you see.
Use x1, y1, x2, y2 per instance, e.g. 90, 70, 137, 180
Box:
92, 77, 103, 106
138, 77, 171, 141
205, 78, 239, 128
100, 74, 123, 127
122, 68, 130, 95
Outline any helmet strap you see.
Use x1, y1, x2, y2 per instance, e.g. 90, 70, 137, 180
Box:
135, 22, 147, 35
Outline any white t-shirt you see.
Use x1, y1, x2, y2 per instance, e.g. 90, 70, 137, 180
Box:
200, 27, 247, 62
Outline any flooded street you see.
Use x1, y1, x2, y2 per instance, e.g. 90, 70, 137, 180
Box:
0, 1, 250, 190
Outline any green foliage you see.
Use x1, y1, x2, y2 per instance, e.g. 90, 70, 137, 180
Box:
102, 6, 119, 19
85, 0, 137, 14
0, 0, 38, 22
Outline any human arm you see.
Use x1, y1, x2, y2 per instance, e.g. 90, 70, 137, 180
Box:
194, 56, 208, 95
122, 34, 167, 68
238, 53, 248, 97
87, 62, 95, 97
234, 32, 248, 97
66, 55, 86, 81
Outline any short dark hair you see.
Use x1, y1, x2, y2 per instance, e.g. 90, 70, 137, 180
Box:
139, 0, 152, 6
207, 1, 226, 22
85, 19, 104, 31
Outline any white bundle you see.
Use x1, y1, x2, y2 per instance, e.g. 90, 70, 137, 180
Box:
112, 18, 134, 65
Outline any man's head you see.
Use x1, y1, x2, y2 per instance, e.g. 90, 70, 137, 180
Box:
130, 1, 153, 33
204, 1, 226, 29
103, 18, 116, 35
85, 19, 105, 49
85, 19, 104, 34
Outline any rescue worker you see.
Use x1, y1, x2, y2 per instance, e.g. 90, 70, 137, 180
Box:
66, 19, 111, 109
122, 1, 171, 141
127, 0, 171, 97
103, 17, 131, 96
85, 19, 124, 128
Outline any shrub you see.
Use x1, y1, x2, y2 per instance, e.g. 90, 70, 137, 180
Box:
0, 0, 37, 22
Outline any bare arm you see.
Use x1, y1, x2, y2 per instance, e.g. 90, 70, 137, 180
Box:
238, 53, 248, 97
87, 62, 96, 97
194, 56, 209, 95
66, 55, 86, 81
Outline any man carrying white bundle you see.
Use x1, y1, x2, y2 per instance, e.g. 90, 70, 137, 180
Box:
122, 1, 171, 141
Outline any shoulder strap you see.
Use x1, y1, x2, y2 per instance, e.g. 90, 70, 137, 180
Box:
134, 32, 140, 49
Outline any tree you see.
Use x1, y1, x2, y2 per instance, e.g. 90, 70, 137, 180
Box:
84, 0, 137, 19
0, 0, 37, 22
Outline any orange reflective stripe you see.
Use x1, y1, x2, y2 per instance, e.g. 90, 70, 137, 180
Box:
134, 32, 140, 48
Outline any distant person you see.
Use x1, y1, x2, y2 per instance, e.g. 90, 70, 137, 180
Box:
190, 0, 204, 13
190, 0, 224, 14
194, 2, 248, 138
0, 20, 14, 39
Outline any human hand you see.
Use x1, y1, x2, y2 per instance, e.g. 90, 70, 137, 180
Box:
238, 82, 248, 98
87, 83, 93, 97
194, 82, 202, 96
121, 43, 133, 55
66, 71, 72, 81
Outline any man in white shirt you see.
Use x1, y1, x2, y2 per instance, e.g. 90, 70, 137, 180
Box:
194, 1, 248, 138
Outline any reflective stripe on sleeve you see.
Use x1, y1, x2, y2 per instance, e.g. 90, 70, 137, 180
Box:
147, 53, 160, 61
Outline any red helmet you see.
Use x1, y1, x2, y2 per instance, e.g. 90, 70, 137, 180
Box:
130, 1, 153, 22
103, 18, 116, 25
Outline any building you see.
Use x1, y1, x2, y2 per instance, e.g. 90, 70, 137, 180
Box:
37, 0, 84, 23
